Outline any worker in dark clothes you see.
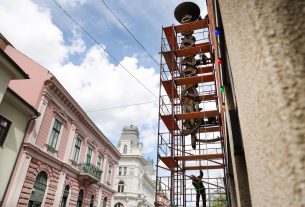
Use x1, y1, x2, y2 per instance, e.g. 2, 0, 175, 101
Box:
191, 170, 206, 207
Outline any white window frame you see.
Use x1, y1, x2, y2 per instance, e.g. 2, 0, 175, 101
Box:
118, 181, 124, 193
107, 165, 113, 183
97, 155, 104, 170
0, 114, 12, 147
71, 137, 82, 164
86, 147, 93, 164
45, 117, 64, 154
123, 145, 127, 154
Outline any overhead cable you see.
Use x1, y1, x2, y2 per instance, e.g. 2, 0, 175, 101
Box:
99, 0, 160, 67
51, 0, 158, 99
86, 101, 157, 112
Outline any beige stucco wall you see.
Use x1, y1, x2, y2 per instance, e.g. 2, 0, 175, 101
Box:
219, 0, 305, 206
0, 97, 29, 202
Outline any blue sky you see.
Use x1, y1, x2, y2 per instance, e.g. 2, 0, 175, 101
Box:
0, 0, 207, 159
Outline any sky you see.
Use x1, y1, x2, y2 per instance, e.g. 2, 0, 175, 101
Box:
0, 0, 208, 159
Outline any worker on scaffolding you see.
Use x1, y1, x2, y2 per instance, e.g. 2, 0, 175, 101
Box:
191, 170, 206, 207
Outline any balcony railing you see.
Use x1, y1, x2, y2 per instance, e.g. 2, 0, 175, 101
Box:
79, 163, 102, 182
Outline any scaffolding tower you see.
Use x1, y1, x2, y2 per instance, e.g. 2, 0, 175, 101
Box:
155, 1, 228, 207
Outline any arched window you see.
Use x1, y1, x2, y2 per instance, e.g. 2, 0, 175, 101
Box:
76, 189, 84, 207
123, 145, 127, 154
114, 202, 124, 207
118, 181, 125, 192
89, 195, 94, 207
28, 171, 48, 207
103, 197, 107, 207
60, 185, 70, 207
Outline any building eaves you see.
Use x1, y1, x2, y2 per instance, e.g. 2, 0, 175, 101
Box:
0, 33, 14, 48
120, 154, 148, 166
0, 49, 29, 79
6, 87, 39, 116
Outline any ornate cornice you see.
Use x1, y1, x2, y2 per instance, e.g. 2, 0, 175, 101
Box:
43, 78, 121, 161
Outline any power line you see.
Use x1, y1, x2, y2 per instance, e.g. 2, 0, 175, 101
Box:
99, 0, 160, 68
86, 101, 157, 112
51, 0, 158, 99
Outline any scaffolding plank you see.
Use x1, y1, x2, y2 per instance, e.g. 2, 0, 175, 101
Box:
198, 126, 220, 133
197, 66, 214, 74
199, 94, 217, 102
184, 165, 224, 171
161, 115, 179, 132
175, 154, 224, 161
182, 126, 220, 134
175, 42, 210, 57
174, 19, 208, 33
175, 74, 214, 86
162, 51, 178, 72
163, 26, 178, 50
161, 80, 179, 99
175, 110, 218, 120
160, 156, 178, 169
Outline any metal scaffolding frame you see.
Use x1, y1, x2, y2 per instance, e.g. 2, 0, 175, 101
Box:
155, 1, 228, 207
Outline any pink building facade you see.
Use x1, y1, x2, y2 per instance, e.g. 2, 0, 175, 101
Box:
2, 41, 121, 207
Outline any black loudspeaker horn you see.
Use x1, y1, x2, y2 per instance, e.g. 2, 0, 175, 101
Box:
174, 2, 200, 23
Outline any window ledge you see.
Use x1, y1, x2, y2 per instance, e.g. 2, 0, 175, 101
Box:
45, 144, 58, 155
70, 159, 78, 166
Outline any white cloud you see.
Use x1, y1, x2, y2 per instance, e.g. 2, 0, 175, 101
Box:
52, 45, 159, 153
68, 28, 86, 55
0, 0, 160, 154
0, 0, 69, 69
58, 0, 89, 7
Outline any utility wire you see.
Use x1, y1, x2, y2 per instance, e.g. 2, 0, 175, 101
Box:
86, 101, 157, 112
51, 0, 158, 99
99, 0, 160, 67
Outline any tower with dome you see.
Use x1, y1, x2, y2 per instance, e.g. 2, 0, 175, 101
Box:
113, 125, 155, 207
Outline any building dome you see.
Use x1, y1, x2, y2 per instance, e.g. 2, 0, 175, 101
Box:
122, 125, 139, 136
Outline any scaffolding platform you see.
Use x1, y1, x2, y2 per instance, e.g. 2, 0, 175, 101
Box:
155, 2, 227, 206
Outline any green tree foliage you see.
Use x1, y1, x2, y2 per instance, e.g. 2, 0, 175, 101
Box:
210, 194, 226, 207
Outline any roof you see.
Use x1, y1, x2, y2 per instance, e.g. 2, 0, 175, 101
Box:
5, 45, 52, 109
5, 87, 39, 116
0, 33, 14, 48
0, 49, 29, 80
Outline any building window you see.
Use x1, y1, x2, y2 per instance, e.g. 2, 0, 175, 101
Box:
114, 203, 124, 207
72, 138, 82, 163
60, 185, 70, 207
0, 115, 12, 146
89, 195, 94, 207
97, 155, 103, 170
123, 145, 127, 154
28, 171, 48, 207
86, 147, 93, 164
107, 165, 113, 183
76, 189, 84, 207
103, 197, 107, 207
118, 166, 127, 176
129, 168, 134, 176
48, 119, 62, 150
118, 181, 124, 192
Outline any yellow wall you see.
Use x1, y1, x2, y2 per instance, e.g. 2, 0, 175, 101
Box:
0, 97, 29, 202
